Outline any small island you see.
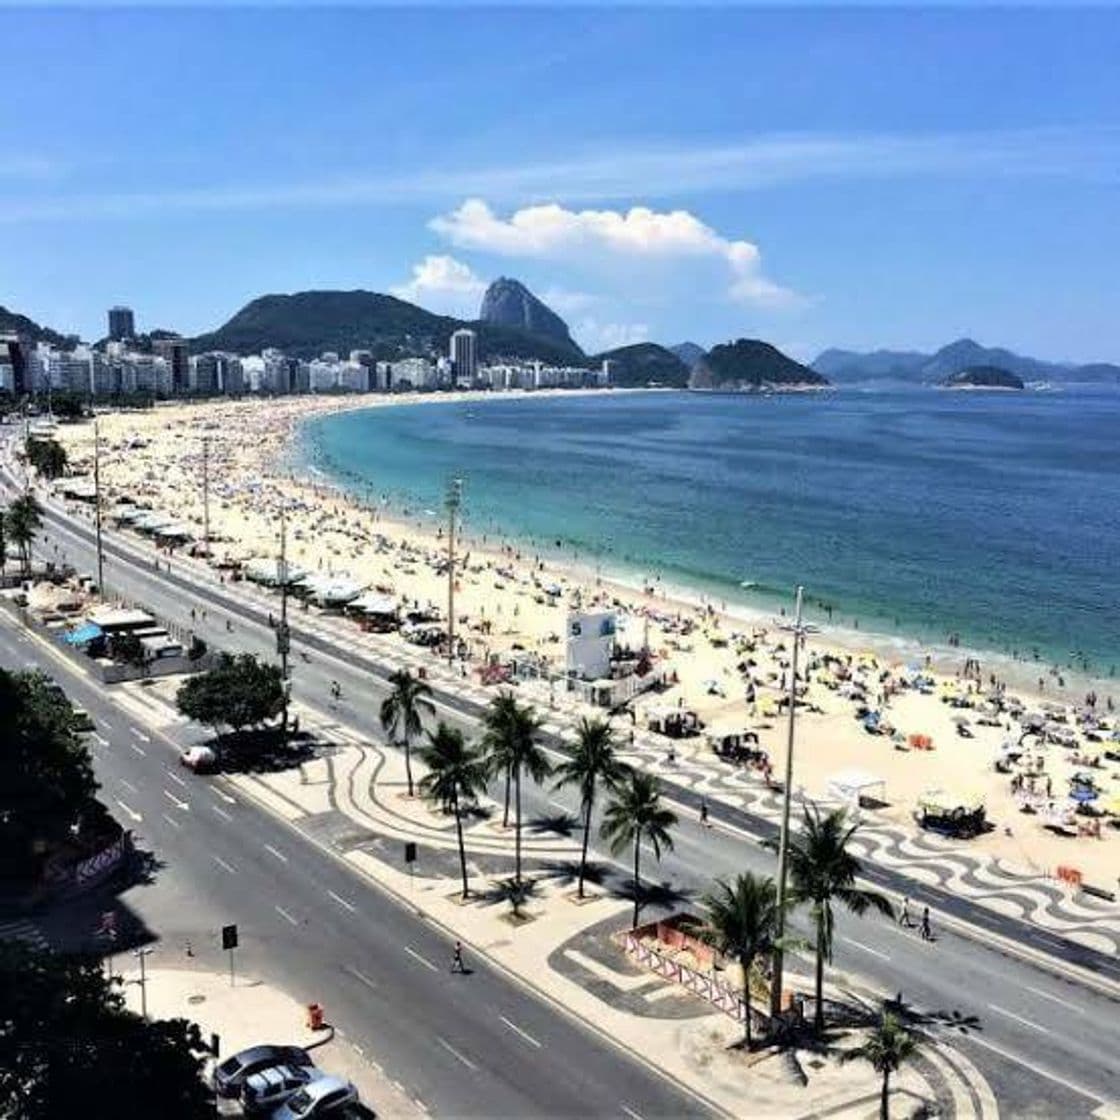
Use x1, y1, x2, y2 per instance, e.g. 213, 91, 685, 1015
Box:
941, 365, 1024, 390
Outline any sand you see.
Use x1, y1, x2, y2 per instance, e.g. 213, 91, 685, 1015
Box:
52, 393, 1120, 893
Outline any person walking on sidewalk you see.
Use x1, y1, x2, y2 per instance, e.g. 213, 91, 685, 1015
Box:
920, 906, 932, 942
699, 799, 710, 828
899, 896, 912, 928
451, 941, 466, 973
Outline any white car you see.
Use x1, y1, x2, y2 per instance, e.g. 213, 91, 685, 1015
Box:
180, 745, 218, 773
242, 1064, 319, 1115
271, 1075, 358, 1118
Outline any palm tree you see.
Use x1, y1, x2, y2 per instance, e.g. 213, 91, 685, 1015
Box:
0, 510, 6, 577
553, 717, 630, 898
480, 691, 521, 827
701, 873, 782, 1049
6, 494, 42, 578
417, 721, 487, 899
481, 692, 549, 885
379, 669, 434, 797
840, 1008, 918, 1119
782, 806, 893, 1035
601, 771, 677, 929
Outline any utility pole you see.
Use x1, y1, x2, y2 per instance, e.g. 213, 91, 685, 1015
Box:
770, 585, 818, 1016
201, 436, 210, 562
276, 506, 291, 730
133, 947, 153, 1019
93, 420, 105, 596
445, 477, 462, 666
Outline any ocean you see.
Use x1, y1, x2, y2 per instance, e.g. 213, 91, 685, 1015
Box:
299, 387, 1120, 681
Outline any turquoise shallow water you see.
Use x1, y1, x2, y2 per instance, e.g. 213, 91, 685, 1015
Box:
300, 388, 1120, 679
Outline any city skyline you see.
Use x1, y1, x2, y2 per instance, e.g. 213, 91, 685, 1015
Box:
3, 7, 1119, 362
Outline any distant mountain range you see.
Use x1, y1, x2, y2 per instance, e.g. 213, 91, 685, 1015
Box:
591, 343, 690, 388
669, 341, 706, 369
942, 365, 1024, 390
0, 305, 75, 350
813, 338, 1120, 385
191, 290, 582, 366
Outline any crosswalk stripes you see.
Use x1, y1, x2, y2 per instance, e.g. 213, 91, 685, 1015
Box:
0, 918, 50, 951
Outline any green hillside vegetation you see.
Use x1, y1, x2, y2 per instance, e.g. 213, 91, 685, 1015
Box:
942, 365, 1024, 389
591, 342, 690, 388
0, 306, 75, 350
692, 339, 827, 389
191, 290, 583, 365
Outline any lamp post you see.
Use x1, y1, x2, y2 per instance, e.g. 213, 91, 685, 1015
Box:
93, 420, 105, 597
770, 585, 819, 1016
445, 477, 462, 666
277, 506, 291, 730
201, 436, 210, 563
132, 947, 154, 1019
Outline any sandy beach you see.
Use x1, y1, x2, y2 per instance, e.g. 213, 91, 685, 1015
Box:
53, 393, 1120, 895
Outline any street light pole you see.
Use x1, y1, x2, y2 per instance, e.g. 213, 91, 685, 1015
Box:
133, 947, 153, 1019
93, 420, 105, 597
445, 477, 462, 667
201, 436, 210, 562
277, 506, 291, 730
770, 585, 817, 1016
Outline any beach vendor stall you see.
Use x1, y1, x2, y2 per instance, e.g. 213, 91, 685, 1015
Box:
915, 788, 987, 838
706, 721, 763, 765
827, 769, 887, 809
646, 705, 703, 739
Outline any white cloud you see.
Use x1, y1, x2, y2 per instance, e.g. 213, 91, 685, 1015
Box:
575, 319, 650, 354
430, 198, 799, 309
389, 254, 487, 317
537, 286, 596, 315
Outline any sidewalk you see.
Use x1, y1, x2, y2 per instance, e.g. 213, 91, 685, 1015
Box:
119, 964, 424, 1118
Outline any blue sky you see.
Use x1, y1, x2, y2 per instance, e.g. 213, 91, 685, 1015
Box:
2, 5, 1118, 362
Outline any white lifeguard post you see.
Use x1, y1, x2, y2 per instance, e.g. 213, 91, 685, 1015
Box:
566, 610, 616, 682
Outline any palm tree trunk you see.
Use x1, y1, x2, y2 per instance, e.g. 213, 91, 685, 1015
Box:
632, 838, 641, 929
814, 913, 826, 1035
403, 735, 414, 798
514, 765, 522, 886
741, 952, 753, 1048
453, 788, 469, 899
502, 764, 511, 827
880, 1070, 890, 1120
577, 792, 593, 899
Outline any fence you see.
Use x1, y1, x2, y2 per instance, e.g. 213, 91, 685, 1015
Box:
622, 928, 771, 1032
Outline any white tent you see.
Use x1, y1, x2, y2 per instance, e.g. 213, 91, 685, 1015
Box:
827, 769, 886, 805
349, 592, 398, 617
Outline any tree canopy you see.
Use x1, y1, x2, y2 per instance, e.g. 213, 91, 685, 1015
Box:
0, 942, 212, 1119
175, 652, 285, 740
26, 438, 68, 480
0, 669, 99, 882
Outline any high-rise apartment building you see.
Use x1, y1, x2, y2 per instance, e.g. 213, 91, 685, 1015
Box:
153, 336, 189, 394
0, 334, 28, 395
449, 329, 477, 383
107, 306, 135, 341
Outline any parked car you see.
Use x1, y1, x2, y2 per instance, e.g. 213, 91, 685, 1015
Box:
242, 1064, 319, 1115
270, 1075, 358, 1118
71, 707, 95, 732
180, 745, 218, 773
213, 1045, 313, 1098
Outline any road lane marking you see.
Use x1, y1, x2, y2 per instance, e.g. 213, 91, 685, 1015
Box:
1024, 985, 1084, 1014
404, 946, 438, 972
92, 733, 109, 747
548, 799, 569, 813
436, 1037, 477, 1071
119, 779, 138, 794
265, 844, 288, 863
212, 805, 232, 821
622, 1107, 645, 1120
129, 743, 147, 756
274, 905, 298, 926
166, 771, 188, 788
343, 965, 378, 991
161, 812, 182, 829
964, 1035, 1106, 1104
131, 727, 151, 742
213, 789, 237, 805
162, 789, 190, 811
328, 890, 357, 913
211, 854, 237, 874
114, 798, 142, 823
840, 936, 890, 961
987, 1004, 1050, 1034
499, 1016, 541, 1048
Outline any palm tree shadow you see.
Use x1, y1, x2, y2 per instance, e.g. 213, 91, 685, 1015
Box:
535, 859, 608, 889
846, 990, 983, 1035
526, 811, 580, 838
608, 878, 695, 913
473, 876, 542, 921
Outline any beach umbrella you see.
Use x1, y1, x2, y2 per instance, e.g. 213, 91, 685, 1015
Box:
952, 715, 971, 725
1069, 786, 1098, 803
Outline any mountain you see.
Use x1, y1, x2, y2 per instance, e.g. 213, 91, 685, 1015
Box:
813, 338, 1120, 385
669, 341, 706, 369
0, 305, 75, 350
479, 278, 579, 352
691, 339, 828, 390
942, 365, 1024, 390
812, 346, 928, 382
191, 290, 582, 365
592, 343, 689, 388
